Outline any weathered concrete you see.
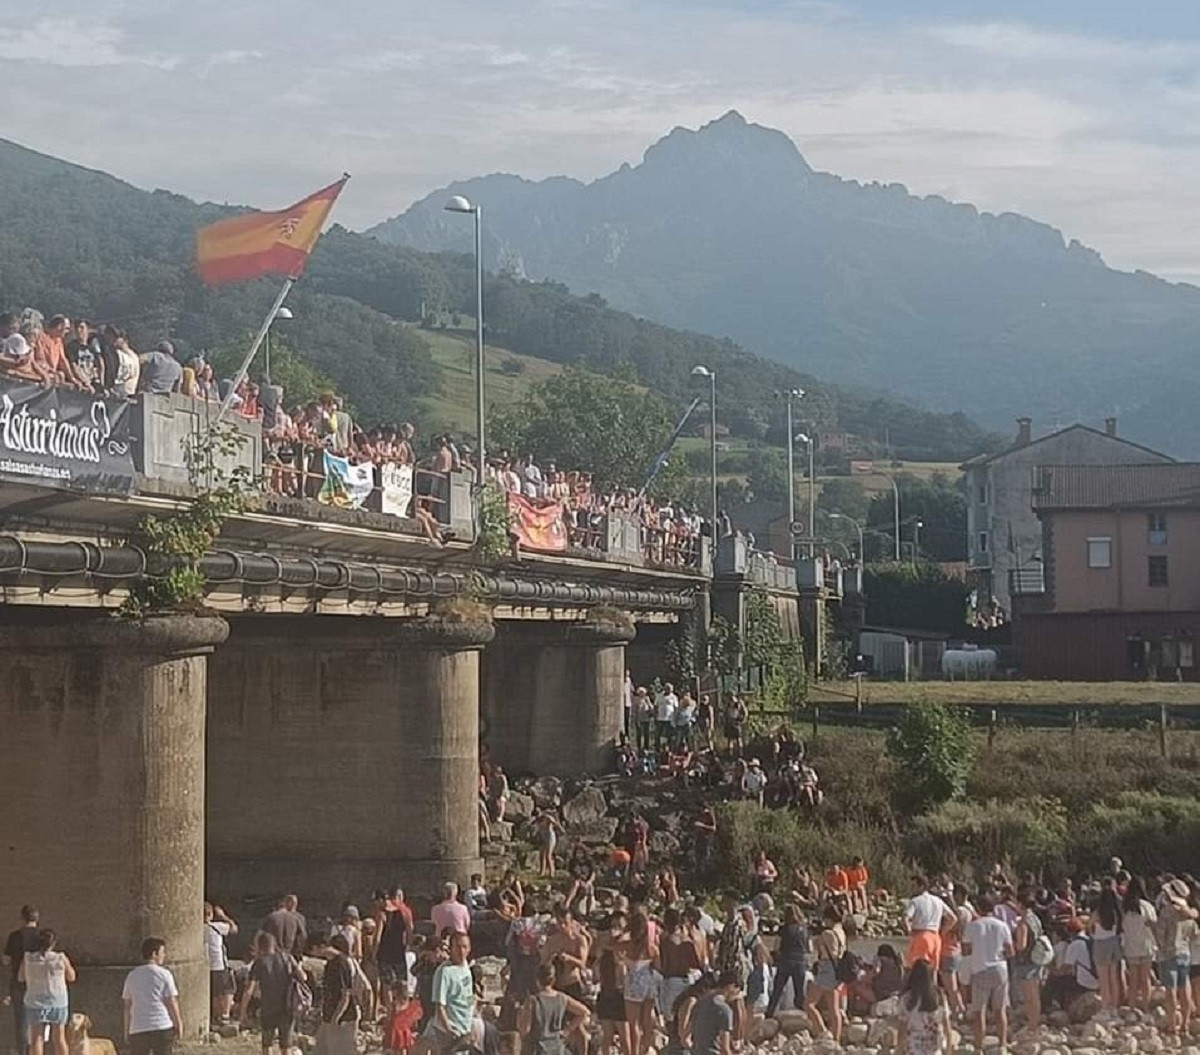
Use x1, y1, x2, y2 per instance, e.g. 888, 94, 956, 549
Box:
482, 617, 634, 777
206, 614, 492, 908
0, 611, 228, 1041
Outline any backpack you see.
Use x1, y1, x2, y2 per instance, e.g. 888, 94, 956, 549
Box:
834, 950, 862, 985
287, 968, 313, 1018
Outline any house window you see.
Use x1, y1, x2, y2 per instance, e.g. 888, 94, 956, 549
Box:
978, 531, 989, 553
1149, 555, 1169, 587
1148, 512, 1168, 546
1086, 537, 1112, 569
978, 485, 987, 505
1181, 640, 1195, 669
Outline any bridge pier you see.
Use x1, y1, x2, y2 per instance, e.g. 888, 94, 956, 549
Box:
0, 611, 228, 1041
483, 617, 635, 776
206, 615, 492, 908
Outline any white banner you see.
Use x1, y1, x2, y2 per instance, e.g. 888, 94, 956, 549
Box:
319, 451, 374, 509
380, 462, 414, 517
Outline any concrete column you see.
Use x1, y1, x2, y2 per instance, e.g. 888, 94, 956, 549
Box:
0, 612, 228, 1041
206, 615, 493, 908
484, 617, 634, 777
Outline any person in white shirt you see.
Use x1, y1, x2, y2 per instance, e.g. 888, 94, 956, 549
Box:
962, 895, 1014, 1053
622, 671, 634, 736
203, 903, 238, 1025
741, 760, 767, 806
655, 684, 678, 751
904, 876, 956, 969
123, 938, 182, 1055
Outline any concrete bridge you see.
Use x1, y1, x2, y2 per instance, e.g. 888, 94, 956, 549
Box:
0, 386, 833, 1038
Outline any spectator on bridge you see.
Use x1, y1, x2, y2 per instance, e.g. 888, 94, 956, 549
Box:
106, 327, 141, 398
66, 320, 105, 392
261, 895, 307, 959
137, 342, 183, 395
34, 316, 86, 390
0, 312, 51, 384
431, 884, 470, 938
122, 937, 182, 1055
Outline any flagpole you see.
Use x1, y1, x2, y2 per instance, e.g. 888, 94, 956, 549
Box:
215, 277, 295, 425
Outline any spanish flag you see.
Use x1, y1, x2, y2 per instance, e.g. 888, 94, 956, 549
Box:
195, 176, 349, 286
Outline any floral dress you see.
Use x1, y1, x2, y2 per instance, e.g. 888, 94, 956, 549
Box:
903, 997, 949, 1055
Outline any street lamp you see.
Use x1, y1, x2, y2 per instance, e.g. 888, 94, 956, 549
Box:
264, 305, 293, 385
828, 512, 865, 560
795, 433, 815, 557
692, 365, 718, 546
445, 194, 486, 484
775, 388, 804, 562
882, 473, 901, 561
913, 518, 924, 564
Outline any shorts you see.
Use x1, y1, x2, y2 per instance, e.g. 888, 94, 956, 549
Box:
25, 1004, 68, 1027
940, 952, 962, 975
596, 989, 627, 1022
623, 963, 660, 1003
211, 968, 236, 998
812, 961, 839, 991
260, 1012, 294, 1051
1092, 936, 1122, 968
129, 1029, 175, 1055
970, 965, 1010, 1013
907, 931, 942, 969
1160, 955, 1191, 991
1011, 961, 1047, 984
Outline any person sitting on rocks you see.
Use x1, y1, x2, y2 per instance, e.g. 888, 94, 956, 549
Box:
667, 740, 694, 785
790, 867, 820, 911
564, 845, 597, 917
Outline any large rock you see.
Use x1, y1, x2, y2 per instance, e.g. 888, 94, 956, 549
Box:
777, 1011, 809, 1036
753, 1020, 782, 1043
562, 787, 608, 826
649, 830, 681, 859
846, 1024, 869, 1045
529, 776, 563, 810
567, 817, 619, 845
504, 792, 535, 821
1068, 993, 1103, 1025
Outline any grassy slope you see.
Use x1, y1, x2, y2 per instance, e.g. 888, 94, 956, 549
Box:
416, 326, 562, 435
809, 680, 1200, 706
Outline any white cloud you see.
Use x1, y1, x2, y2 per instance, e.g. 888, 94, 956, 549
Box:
2, 2, 1199, 282
0, 16, 177, 69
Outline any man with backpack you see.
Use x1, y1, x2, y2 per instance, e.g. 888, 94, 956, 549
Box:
238, 932, 307, 1055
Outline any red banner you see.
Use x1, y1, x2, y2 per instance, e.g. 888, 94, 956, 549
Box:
507, 493, 568, 553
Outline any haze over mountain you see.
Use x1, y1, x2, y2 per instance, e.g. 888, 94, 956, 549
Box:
372, 111, 1200, 456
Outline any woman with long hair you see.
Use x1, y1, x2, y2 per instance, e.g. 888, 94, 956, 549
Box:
657, 908, 702, 1029
20, 930, 76, 1055
620, 910, 659, 1055
806, 904, 847, 1045
898, 959, 952, 1055
1122, 875, 1159, 1010
1090, 884, 1123, 1009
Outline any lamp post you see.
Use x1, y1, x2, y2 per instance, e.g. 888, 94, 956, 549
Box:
795, 433, 815, 557
776, 388, 804, 562
828, 512, 865, 560
445, 194, 486, 484
263, 305, 293, 386
691, 365, 718, 548
913, 518, 923, 564
883, 473, 901, 561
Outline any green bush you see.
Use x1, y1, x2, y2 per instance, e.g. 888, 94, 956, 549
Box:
907, 798, 1069, 881
886, 699, 974, 814
713, 801, 909, 894
1071, 792, 1200, 876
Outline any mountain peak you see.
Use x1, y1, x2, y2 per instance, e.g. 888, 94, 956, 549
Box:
641, 112, 812, 174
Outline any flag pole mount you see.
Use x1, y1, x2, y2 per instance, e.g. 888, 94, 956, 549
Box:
214, 277, 295, 426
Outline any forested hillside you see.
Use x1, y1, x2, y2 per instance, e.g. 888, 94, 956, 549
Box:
0, 137, 1000, 461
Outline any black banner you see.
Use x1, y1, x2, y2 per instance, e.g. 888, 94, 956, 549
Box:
0, 381, 135, 494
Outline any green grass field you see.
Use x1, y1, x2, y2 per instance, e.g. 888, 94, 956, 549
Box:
809, 680, 1200, 706
418, 328, 562, 435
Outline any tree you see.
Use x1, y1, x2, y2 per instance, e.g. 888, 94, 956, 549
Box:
867, 473, 967, 562
862, 563, 970, 634
205, 331, 335, 409
490, 366, 682, 492
747, 446, 788, 502
886, 699, 974, 815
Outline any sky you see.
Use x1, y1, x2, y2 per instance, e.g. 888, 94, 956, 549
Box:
4, 0, 1200, 282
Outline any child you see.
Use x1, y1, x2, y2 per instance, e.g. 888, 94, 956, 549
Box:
384, 988, 423, 1055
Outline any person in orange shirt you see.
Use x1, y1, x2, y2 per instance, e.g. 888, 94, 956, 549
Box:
34, 316, 85, 389
825, 864, 851, 912
847, 856, 870, 914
